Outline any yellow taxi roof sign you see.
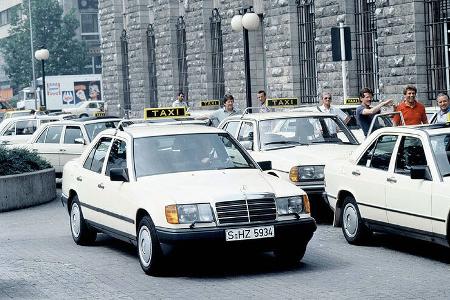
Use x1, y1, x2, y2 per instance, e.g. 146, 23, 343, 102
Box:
266, 98, 298, 107
344, 98, 360, 105
200, 100, 220, 107
144, 107, 187, 119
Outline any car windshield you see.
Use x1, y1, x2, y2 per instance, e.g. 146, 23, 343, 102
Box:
430, 133, 450, 177
133, 133, 256, 177
84, 121, 119, 141
259, 116, 357, 150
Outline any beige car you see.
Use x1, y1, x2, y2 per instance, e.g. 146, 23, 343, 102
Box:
12, 118, 120, 175
62, 100, 105, 118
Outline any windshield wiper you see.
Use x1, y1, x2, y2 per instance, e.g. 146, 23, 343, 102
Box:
264, 140, 310, 146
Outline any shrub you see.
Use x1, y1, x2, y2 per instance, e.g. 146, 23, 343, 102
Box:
0, 146, 52, 176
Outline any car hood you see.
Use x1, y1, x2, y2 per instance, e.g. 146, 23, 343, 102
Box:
258, 144, 357, 171
135, 169, 301, 205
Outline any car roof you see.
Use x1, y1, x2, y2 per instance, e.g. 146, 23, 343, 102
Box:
104, 124, 224, 139
373, 123, 450, 136
40, 117, 121, 126
225, 111, 336, 122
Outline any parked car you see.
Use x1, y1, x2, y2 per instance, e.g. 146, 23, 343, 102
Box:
11, 117, 121, 175
219, 111, 359, 220
0, 115, 72, 145
325, 121, 450, 248
62, 100, 105, 118
61, 125, 316, 275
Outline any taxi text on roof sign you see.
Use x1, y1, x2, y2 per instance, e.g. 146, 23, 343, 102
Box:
344, 98, 360, 105
200, 100, 220, 107
94, 111, 106, 117
144, 107, 187, 119
266, 98, 298, 107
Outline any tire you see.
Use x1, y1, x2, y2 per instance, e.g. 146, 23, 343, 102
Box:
341, 196, 370, 245
70, 195, 97, 245
274, 244, 307, 263
137, 216, 164, 275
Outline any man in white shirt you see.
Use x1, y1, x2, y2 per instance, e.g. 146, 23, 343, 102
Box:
435, 93, 449, 124
172, 91, 188, 108
317, 92, 350, 135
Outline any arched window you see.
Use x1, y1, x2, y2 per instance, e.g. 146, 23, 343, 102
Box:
120, 29, 131, 114
176, 16, 188, 102
210, 8, 225, 100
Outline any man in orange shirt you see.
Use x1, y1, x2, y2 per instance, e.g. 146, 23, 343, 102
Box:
393, 85, 428, 126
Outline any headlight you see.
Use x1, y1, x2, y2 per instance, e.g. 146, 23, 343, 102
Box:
165, 204, 214, 224
276, 196, 306, 215
289, 165, 324, 182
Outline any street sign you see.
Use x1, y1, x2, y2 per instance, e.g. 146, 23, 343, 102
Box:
331, 26, 352, 61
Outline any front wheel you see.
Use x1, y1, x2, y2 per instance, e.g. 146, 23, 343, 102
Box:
70, 195, 97, 245
137, 216, 164, 275
341, 196, 370, 245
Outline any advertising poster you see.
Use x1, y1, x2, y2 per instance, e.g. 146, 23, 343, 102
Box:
62, 91, 75, 105
74, 80, 102, 103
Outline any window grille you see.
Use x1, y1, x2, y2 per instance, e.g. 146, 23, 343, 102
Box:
120, 29, 131, 113
296, 0, 317, 104
354, 0, 379, 100
210, 8, 225, 100
424, 0, 450, 100
147, 24, 158, 108
176, 16, 188, 101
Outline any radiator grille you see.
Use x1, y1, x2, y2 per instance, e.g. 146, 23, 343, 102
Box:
215, 198, 276, 224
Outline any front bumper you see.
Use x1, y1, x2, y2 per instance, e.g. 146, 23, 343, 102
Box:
155, 218, 316, 253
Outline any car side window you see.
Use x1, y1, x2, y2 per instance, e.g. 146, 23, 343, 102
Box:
45, 126, 63, 144
36, 128, 48, 143
88, 103, 97, 108
358, 135, 398, 170
223, 121, 240, 137
105, 139, 127, 176
3, 122, 16, 136
395, 136, 427, 175
63, 126, 83, 144
83, 137, 112, 173
237, 122, 254, 142
16, 120, 37, 135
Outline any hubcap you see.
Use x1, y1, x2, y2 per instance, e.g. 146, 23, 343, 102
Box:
343, 203, 358, 238
71, 203, 81, 238
139, 226, 152, 267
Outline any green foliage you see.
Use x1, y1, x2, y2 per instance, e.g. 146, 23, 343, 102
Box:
0, 0, 90, 90
0, 146, 52, 176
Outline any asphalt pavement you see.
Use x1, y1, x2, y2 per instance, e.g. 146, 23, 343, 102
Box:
0, 195, 449, 300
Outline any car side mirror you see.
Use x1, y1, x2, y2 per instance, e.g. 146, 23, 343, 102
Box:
74, 138, 86, 145
258, 160, 272, 171
110, 168, 129, 182
410, 165, 431, 181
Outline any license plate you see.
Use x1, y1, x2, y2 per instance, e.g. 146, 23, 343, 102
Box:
225, 225, 275, 242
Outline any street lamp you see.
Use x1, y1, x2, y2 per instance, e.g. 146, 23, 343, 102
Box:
231, 7, 260, 109
34, 48, 49, 110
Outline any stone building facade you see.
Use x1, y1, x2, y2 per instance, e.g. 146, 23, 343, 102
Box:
99, 0, 450, 117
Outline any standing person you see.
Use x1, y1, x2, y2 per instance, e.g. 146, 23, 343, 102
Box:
257, 90, 272, 113
434, 93, 449, 124
209, 94, 240, 127
172, 91, 188, 108
355, 87, 393, 137
393, 85, 428, 126
316, 92, 350, 136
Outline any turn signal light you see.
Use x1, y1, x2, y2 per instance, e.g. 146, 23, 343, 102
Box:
165, 205, 179, 224
289, 167, 299, 182
303, 195, 311, 214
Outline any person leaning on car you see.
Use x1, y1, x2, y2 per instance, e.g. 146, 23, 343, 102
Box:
392, 84, 428, 126
196, 94, 241, 127
435, 93, 450, 124
355, 87, 393, 137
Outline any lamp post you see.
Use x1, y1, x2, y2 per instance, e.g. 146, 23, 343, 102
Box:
34, 48, 49, 110
231, 7, 260, 109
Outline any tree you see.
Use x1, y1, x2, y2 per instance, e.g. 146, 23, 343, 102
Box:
0, 0, 89, 90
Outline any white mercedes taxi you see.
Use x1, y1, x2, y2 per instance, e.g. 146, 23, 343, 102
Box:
219, 111, 359, 221
325, 123, 450, 248
61, 124, 316, 275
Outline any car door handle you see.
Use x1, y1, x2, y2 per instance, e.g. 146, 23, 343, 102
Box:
97, 183, 104, 189
352, 170, 361, 176
60, 149, 66, 152
76, 176, 82, 182
387, 177, 397, 183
